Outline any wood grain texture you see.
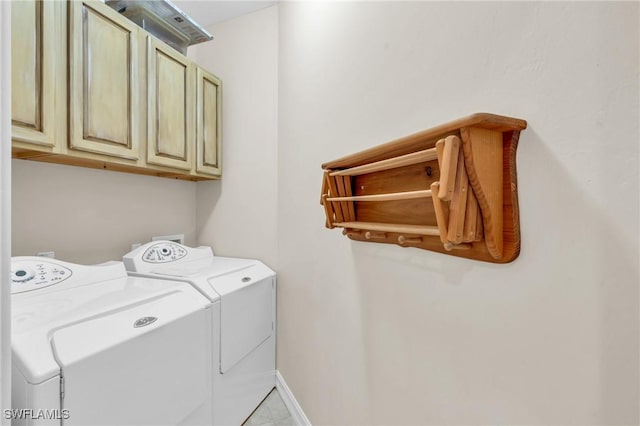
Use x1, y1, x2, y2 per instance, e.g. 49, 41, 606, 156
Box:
330, 147, 437, 177
196, 67, 222, 177
320, 113, 525, 263
68, 0, 140, 159
322, 113, 526, 169
463, 186, 479, 243
146, 36, 194, 170
447, 152, 469, 244
334, 222, 440, 236
327, 189, 432, 202
430, 182, 449, 245
438, 136, 460, 201
11, 0, 63, 148
326, 175, 345, 222
461, 127, 503, 259
342, 176, 357, 222
12, 0, 40, 130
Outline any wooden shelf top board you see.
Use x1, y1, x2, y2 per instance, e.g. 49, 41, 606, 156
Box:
322, 113, 526, 170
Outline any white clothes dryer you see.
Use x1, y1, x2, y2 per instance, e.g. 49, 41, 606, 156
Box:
123, 242, 276, 426
10, 256, 216, 426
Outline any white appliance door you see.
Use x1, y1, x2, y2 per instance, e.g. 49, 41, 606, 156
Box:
51, 292, 213, 426
211, 273, 274, 374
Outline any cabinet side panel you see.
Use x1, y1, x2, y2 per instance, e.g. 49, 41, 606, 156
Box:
202, 77, 218, 167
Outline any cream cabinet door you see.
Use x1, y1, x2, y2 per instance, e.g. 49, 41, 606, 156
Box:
12, 0, 62, 147
68, 1, 141, 160
196, 68, 222, 177
147, 37, 195, 171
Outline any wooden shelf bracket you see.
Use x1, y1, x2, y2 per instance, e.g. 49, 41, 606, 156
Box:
319, 113, 527, 263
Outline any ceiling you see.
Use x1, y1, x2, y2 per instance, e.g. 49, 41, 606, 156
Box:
171, 0, 277, 27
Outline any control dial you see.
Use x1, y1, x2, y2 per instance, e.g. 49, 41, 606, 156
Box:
11, 260, 73, 294
12, 268, 35, 283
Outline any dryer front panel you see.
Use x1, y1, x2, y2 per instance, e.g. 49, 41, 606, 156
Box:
213, 274, 274, 374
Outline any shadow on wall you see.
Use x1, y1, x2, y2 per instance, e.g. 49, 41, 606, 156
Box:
196, 180, 222, 246
349, 127, 639, 424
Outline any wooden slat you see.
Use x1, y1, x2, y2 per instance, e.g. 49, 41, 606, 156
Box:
438, 135, 460, 201
342, 176, 356, 222
430, 182, 449, 245
322, 194, 335, 229
333, 221, 440, 236
330, 148, 437, 177
447, 152, 469, 244
327, 189, 432, 202
334, 175, 353, 222
320, 171, 329, 205
435, 139, 445, 168
326, 174, 345, 222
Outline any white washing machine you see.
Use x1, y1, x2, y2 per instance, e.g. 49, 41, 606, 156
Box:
123, 242, 276, 426
10, 256, 217, 426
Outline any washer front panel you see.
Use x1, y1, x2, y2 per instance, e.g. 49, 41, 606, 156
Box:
11, 260, 73, 294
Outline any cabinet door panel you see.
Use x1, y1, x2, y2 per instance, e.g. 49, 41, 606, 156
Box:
147, 37, 194, 171
196, 68, 222, 176
69, 1, 140, 159
11, 0, 59, 147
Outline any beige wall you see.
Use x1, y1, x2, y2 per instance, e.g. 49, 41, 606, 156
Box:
9, 2, 639, 424
12, 160, 197, 263
276, 2, 639, 425
190, 6, 278, 267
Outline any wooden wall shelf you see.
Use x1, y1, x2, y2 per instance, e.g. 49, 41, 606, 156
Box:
320, 113, 527, 263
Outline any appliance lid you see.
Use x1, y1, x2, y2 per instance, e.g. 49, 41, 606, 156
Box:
11, 275, 210, 384
52, 295, 213, 426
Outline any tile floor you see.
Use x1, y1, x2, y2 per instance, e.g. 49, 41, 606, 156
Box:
243, 388, 295, 426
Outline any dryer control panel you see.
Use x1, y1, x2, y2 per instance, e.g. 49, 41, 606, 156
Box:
142, 242, 188, 263
11, 260, 73, 294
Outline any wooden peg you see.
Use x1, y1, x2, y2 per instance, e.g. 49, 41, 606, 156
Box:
398, 235, 422, 245
443, 242, 472, 251
365, 231, 387, 240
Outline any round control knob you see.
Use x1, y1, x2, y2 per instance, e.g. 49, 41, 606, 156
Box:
161, 247, 170, 255
12, 268, 35, 283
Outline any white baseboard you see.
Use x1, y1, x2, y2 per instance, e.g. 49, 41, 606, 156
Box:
275, 370, 311, 426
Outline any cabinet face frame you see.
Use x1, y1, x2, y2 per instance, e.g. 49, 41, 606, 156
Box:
146, 36, 195, 171
11, 0, 63, 148
196, 67, 222, 177
68, 0, 141, 160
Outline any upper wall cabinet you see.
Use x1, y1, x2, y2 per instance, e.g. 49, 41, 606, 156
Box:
196, 67, 222, 177
146, 37, 195, 171
68, 1, 142, 160
12, 0, 222, 180
11, 0, 64, 150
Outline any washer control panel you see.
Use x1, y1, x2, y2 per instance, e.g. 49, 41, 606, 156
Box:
142, 242, 188, 263
11, 260, 73, 294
